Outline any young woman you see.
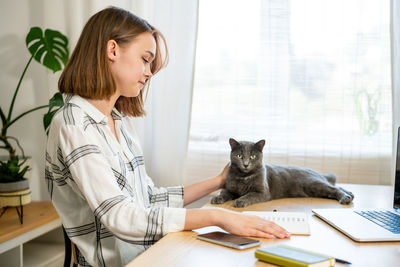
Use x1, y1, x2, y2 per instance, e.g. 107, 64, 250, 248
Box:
45, 6, 289, 267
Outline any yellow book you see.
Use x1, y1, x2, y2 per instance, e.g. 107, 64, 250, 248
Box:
255, 245, 335, 267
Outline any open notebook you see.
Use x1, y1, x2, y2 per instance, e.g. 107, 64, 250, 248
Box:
243, 211, 310, 235
193, 211, 310, 236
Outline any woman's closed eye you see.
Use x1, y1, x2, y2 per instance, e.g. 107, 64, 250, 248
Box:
142, 57, 149, 63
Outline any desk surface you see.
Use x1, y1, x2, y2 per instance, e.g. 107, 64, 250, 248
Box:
128, 184, 400, 267
0, 201, 59, 244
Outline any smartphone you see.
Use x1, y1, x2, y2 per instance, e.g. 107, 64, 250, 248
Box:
196, 231, 261, 250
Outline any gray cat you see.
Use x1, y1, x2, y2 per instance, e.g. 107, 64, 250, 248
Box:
211, 138, 354, 208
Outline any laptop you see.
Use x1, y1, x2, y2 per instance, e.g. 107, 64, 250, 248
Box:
312, 127, 400, 242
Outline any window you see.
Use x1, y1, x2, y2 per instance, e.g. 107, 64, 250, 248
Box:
185, 0, 392, 185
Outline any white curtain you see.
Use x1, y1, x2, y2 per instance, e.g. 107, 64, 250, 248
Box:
185, 0, 393, 185
131, 0, 198, 187
391, 0, 400, 185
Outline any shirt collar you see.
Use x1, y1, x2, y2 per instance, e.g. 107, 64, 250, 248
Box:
111, 108, 123, 121
66, 94, 107, 123
65, 94, 125, 123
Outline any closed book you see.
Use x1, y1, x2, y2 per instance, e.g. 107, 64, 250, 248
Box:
255, 245, 335, 267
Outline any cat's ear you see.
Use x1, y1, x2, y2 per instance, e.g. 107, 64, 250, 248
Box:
255, 140, 266, 151
229, 138, 240, 150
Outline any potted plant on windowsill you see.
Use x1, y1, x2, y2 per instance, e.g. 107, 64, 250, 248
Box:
0, 27, 68, 223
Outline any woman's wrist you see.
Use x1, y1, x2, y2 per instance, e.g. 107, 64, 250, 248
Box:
210, 208, 226, 227
216, 163, 229, 189
209, 208, 219, 226
215, 175, 223, 190
184, 208, 223, 230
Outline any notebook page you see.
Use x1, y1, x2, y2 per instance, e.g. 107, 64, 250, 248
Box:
243, 211, 310, 235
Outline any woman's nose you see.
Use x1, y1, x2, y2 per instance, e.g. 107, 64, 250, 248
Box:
144, 65, 152, 78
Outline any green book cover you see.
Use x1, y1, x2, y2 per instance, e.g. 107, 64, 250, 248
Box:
255, 245, 335, 267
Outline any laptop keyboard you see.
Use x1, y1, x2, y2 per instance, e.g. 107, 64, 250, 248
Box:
354, 210, 400, 234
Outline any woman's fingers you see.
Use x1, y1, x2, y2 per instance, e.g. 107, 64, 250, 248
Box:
252, 217, 290, 238
219, 210, 290, 239
264, 221, 290, 238
250, 229, 276, 239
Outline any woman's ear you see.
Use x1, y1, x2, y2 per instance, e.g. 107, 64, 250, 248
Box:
107, 40, 118, 62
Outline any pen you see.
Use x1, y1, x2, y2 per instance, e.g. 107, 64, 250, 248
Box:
335, 258, 352, 265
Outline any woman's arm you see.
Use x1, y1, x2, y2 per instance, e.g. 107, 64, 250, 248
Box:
183, 164, 290, 239
183, 164, 229, 206
184, 208, 290, 239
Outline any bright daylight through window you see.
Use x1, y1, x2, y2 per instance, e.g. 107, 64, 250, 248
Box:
185, 0, 392, 185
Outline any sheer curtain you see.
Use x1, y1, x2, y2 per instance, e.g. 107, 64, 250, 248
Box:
185, 0, 392, 185
132, 0, 198, 187
391, 0, 400, 185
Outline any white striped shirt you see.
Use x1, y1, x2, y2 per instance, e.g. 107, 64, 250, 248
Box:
45, 95, 186, 266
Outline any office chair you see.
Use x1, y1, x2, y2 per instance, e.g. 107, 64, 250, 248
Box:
62, 226, 78, 267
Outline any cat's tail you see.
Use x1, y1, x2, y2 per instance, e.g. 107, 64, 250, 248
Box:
324, 173, 337, 185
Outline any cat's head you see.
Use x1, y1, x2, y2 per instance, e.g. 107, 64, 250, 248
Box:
229, 138, 265, 173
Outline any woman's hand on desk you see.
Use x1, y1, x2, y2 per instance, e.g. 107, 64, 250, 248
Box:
184, 209, 290, 239
215, 209, 291, 239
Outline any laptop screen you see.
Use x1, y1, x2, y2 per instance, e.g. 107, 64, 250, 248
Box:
394, 127, 400, 210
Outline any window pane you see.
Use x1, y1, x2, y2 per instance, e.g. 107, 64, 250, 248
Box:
186, 0, 392, 185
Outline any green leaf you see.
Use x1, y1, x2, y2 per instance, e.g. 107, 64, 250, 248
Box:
19, 165, 30, 178
0, 156, 29, 181
48, 92, 64, 111
26, 27, 69, 73
43, 92, 64, 135
43, 109, 58, 135
17, 157, 28, 167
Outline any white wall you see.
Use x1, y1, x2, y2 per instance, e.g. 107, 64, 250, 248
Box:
0, 0, 56, 201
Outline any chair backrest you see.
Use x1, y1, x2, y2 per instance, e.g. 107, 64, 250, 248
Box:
62, 225, 78, 267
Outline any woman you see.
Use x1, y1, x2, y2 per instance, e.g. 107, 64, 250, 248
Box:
45, 6, 289, 267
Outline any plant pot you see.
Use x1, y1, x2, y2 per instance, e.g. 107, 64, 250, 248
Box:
0, 178, 29, 192
0, 156, 32, 222
0, 188, 31, 207
0, 188, 31, 224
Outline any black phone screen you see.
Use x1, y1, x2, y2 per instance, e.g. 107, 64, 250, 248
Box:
197, 231, 259, 245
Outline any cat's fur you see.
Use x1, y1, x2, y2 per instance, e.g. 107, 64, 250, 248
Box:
211, 138, 354, 208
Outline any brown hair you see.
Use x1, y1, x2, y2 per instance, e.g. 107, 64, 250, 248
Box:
59, 6, 168, 116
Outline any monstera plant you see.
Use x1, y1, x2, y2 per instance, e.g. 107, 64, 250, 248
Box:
0, 27, 68, 188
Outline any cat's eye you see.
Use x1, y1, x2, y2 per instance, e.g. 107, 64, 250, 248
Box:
237, 154, 242, 159
250, 155, 257, 159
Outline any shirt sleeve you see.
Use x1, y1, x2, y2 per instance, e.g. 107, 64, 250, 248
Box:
122, 117, 185, 209
145, 175, 185, 208
58, 124, 186, 241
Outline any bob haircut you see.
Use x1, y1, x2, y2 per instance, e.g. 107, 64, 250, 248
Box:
59, 6, 168, 117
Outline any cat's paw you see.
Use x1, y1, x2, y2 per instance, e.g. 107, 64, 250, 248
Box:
233, 198, 250, 208
339, 194, 353, 205
347, 191, 354, 200
211, 195, 226, 204
339, 187, 354, 200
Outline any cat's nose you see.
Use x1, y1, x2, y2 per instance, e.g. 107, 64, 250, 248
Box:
243, 164, 249, 168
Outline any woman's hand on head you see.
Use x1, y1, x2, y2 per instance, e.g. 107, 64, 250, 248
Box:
214, 209, 290, 239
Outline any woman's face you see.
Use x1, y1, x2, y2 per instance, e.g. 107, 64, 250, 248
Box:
108, 31, 156, 98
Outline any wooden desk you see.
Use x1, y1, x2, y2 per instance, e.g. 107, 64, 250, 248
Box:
128, 184, 400, 267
